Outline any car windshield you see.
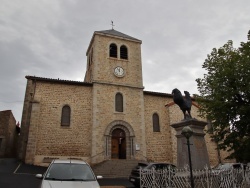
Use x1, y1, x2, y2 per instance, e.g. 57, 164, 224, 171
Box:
44, 163, 96, 181
136, 163, 148, 169
214, 163, 242, 170
215, 164, 232, 170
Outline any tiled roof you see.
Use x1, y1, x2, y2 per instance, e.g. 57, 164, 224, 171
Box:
25, 76, 93, 86
95, 29, 141, 42
143, 90, 173, 97
25, 76, 196, 104
144, 90, 196, 101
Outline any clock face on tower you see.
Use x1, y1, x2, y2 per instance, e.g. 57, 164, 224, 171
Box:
114, 66, 125, 77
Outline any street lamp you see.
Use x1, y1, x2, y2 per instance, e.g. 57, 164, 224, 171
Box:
181, 126, 195, 188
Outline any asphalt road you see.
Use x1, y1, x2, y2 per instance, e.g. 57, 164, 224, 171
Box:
0, 158, 135, 188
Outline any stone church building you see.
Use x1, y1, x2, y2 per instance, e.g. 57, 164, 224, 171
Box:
18, 29, 227, 167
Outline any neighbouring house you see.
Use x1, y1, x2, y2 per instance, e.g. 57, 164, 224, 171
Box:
0, 110, 18, 157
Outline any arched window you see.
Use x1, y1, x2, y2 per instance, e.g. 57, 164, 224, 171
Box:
115, 93, 123, 112
153, 113, 160, 132
61, 105, 71, 126
120, 45, 128, 59
110, 43, 117, 58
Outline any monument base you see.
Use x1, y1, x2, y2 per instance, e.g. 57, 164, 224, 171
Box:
171, 119, 210, 169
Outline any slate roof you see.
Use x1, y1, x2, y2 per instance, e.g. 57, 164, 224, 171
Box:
95, 29, 141, 42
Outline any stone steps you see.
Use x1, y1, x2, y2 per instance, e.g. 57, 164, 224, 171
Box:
92, 159, 140, 178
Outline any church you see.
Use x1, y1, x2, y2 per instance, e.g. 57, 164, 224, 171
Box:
18, 29, 226, 167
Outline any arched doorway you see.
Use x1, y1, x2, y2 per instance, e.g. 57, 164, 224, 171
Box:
111, 128, 126, 159
104, 120, 135, 160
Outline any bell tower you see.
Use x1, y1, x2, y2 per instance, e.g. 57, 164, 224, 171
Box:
84, 29, 146, 161
84, 29, 143, 89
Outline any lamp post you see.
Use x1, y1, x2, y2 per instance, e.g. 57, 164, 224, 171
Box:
181, 126, 194, 188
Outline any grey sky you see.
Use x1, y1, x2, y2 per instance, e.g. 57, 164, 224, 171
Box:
0, 0, 249, 122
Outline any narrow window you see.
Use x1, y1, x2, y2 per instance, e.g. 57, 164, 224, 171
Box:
115, 93, 123, 112
110, 43, 117, 58
120, 45, 128, 59
153, 113, 160, 132
61, 105, 71, 126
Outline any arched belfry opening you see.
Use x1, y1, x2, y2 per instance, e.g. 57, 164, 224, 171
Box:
104, 120, 135, 160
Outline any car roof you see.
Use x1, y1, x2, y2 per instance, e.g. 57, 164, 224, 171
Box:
220, 163, 242, 166
137, 162, 175, 166
52, 159, 87, 165
213, 163, 244, 169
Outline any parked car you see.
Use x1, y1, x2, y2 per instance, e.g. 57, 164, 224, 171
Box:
36, 159, 102, 188
212, 163, 246, 187
212, 163, 246, 171
129, 162, 176, 187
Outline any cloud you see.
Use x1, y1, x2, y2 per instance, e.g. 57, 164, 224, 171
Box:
0, 0, 250, 122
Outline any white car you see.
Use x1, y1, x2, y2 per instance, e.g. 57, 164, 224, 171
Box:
36, 159, 102, 188
212, 163, 245, 171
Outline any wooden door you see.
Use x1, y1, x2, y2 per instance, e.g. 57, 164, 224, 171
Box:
111, 138, 119, 159
111, 128, 126, 159
120, 138, 126, 159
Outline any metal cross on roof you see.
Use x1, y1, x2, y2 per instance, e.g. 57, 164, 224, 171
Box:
111, 20, 115, 29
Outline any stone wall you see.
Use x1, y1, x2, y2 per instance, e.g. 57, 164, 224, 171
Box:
23, 80, 93, 165
91, 83, 146, 162
18, 79, 34, 161
0, 110, 17, 157
143, 93, 222, 167
144, 93, 173, 163
88, 32, 146, 162
90, 34, 143, 88
21, 78, 233, 166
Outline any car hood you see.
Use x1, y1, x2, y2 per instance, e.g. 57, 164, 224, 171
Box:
41, 180, 100, 188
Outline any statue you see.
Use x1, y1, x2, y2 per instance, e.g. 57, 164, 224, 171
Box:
172, 88, 192, 120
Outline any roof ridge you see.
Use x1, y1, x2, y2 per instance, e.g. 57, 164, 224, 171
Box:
95, 29, 141, 42
25, 75, 93, 86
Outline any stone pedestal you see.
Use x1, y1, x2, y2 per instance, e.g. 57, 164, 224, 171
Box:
171, 119, 210, 169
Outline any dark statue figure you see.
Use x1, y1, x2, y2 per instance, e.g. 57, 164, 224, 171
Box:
172, 88, 192, 120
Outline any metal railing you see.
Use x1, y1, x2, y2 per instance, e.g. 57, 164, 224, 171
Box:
140, 165, 250, 188
86, 151, 105, 165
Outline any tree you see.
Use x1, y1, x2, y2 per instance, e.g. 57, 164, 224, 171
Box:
196, 32, 250, 163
